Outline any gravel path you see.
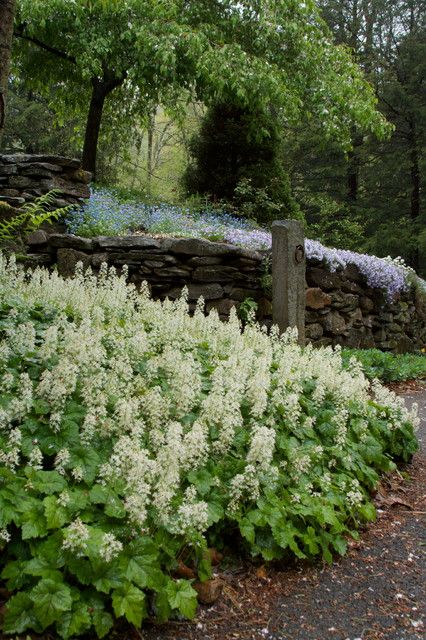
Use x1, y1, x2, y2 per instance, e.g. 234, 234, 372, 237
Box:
142, 383, 426, 640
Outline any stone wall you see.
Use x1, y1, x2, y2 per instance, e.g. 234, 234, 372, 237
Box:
0, 154, 91, 208
26, 231, 426, 353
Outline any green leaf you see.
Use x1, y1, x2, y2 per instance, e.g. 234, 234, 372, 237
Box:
37, 531, 66, 567
56, 600, 91, 639
92, 608, 114, 638
66, 556, 94, 585
91, 559, 123, 593
166, 579, 198, 619
197, 552, 212, 582
332, 536, 348, 556
239, 518, 255, 544
112, 583, 147, 627
1, 560, 28, 589
89, 484, 110, 504
66, 488, 89, 512
321, 542, 333, 564
302, 527, 320, 555
21, 505, 48, 539
30, 579, 73, 628
207, 501, 224, 525
30, 469, 67, 495
105, 495, 126, 519
123, 556, 164, 591
3, 592, 40, 634
23, 556, 63, 581
153, 590, 172, 622
0, 496, 16, 527
358, 501, 376, 521
44, 495, 69, 529
33, 398, 50, 415
68, 446, 100, 483
187, 469, 214, 496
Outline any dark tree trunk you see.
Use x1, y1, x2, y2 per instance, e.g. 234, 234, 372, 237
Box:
82, 80, 108, 177
0, 0, 17, 145
410, 135, 420, 221
82, 74, 125, 178
408, 118, 420, 271
146, 110, 155, 194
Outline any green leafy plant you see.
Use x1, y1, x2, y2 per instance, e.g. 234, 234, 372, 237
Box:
0, 257, 418, 638
237, 297, 258, 323
0, 191, 71, 245
342, 349, 426, 382
259, 254, 272, 295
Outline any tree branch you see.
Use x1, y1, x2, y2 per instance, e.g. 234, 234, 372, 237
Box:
14, 25, 76, 64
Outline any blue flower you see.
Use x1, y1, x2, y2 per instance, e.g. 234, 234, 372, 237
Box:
66, 187, 419, 301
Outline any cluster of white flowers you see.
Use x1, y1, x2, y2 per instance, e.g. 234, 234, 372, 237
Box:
99, 532, 123, 562
0, 254, 419, 537
371, 380, 419, 430
171, 486, 209, 535
332, 409, 349, 448
28, 446, 43, 470
228, 464, 260, 513
55, 448, 70, 475
62, 518, 90, 556
346, 479, 364, 507
0, 528, 11, 543
0, 427, 22, 470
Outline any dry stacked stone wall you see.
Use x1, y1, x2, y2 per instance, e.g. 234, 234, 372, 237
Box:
26, 231, 426, 353
0, 154, 91, 208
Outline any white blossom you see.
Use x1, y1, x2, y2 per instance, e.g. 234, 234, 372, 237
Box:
62, 518, 90, 556
99, 533, 123, 562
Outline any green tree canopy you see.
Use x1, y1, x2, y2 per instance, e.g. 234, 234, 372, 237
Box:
285, 0, 425, 273
183, 102, 300, 225
14, 0, 389, 176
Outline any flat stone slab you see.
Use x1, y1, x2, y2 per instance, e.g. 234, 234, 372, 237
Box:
0, 154, 81, 168
48, 234, 93, 251
96, 236, 162, 250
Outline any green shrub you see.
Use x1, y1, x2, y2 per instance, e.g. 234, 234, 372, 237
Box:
342, 349, 426, 382
0, 257, 419, 638
183, 102, 301, 225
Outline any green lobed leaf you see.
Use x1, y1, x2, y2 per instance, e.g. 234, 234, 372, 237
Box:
30, 578, 73, 628
166, 579, 198, 619
56, 600, 92, 639
112, 583, 147, 627
3, 592, 40, 635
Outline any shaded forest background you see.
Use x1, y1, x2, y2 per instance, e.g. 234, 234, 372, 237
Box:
2, 0, 425, 275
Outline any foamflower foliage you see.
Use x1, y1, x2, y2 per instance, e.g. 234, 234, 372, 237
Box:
0, 256, 419, 638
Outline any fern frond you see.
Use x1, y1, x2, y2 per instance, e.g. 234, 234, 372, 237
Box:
0, 190, 74, 244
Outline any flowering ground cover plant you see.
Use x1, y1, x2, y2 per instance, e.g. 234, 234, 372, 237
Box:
67, 187, 422, 301
0, 256, 419, 638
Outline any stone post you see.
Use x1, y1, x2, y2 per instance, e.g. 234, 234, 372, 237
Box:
272, 220, 305, 345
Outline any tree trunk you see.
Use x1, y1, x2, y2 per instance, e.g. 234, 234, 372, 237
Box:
147, 109, 155, 195
406, 117, 420, 271
82, 80, 108, 178
82, 74, 125, 178
409, 128, 420, 222
0, 0, 17, 145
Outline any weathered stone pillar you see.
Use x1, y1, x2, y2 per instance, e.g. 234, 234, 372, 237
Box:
272, 220, 305, 345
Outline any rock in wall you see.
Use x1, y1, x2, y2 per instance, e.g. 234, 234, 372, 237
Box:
0, 154, 91, 208
25, 231, 426, 353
